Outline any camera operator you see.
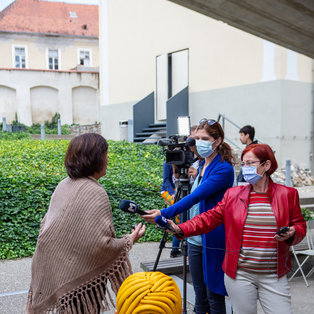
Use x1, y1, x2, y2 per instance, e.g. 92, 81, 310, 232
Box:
172, 125, 202, 183
142, 119, 234, 314
169, 125, 202, 258
188, 125, 202, 182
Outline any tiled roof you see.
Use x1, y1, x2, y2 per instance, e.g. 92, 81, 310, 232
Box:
0, 0, 98, 37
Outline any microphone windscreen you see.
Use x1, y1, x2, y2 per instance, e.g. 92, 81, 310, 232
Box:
119, 199, 148, 215
119, 199, 138, 213
155, 215, 169, 228
155, 215, 176, 232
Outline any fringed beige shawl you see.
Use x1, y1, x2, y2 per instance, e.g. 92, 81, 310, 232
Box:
26, 177, 132, 314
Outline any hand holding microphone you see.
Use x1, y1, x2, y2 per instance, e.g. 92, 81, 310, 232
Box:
119, 199, 148, 215
119, 199, 161, 224
141, 209, 161, 224
119, 199, 166, 227
155, 215, 183, 236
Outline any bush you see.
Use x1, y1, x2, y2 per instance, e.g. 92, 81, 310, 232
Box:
25, 123, 71, 135
0, 131, 31, 140
301, 207, 313, 221
0, 139, 165, 259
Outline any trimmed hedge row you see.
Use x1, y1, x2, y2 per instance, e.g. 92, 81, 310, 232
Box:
0, 139, 165, 259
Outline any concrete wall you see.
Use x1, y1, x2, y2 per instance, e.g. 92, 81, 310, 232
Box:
0, 69, 99, 125
189, 80, 313, 169
100, 0, 312, 106
72, 86, 99, 124
0, 33, 99, 70
30, 86, 59, 123
99, 0, 314, 169
100, 101, 134, 140
0, 85, 17, 122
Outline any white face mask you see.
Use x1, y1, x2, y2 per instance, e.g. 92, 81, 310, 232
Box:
196, 139, 216, 158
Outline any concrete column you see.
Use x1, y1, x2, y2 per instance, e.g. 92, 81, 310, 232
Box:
261, 40, 276, 82
99, 0, 110, 107
285, 50, 299, 81
41, 124, 45, 140
57, 119, 61, 135
285, 160, 292, 187
2, 117, 6, 131
16, 86, 32, 126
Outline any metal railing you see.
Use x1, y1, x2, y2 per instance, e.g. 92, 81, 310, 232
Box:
216, 113, 263, 150
216, 114, 242, 150
216, 114, 293, 187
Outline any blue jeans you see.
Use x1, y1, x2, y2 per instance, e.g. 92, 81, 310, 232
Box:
171, 215, 181, 252
188, 242, 226, 314
171, 236, 181, 252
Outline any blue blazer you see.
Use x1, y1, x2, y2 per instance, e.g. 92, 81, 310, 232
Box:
161, 162, 175, 195
161, 154, 234, 295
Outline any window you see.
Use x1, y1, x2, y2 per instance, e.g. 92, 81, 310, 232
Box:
48, 49, 59, 70
78, 49, 91, 66
14, 47, 26, 68
69, 11, 78, 18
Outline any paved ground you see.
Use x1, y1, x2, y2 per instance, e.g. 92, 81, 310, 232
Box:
0, 243, 195, 313
1, 242, 314, 314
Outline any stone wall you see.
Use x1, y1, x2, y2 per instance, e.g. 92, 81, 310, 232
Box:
70, 123, 101, 136
0, 68, 99, 126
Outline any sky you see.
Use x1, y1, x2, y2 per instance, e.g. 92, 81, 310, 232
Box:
0, 0, 99, 12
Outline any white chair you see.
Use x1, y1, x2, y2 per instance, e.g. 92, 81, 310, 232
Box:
289, 220, 314, 287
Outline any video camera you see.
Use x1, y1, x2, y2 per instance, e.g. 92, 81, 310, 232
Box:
158, 135, 195, 169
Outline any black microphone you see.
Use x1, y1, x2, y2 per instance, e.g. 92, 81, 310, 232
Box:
155, 215, 176, 232
186, 137, 196, 146
158, 139, 172, 146
119, 199, 148, 215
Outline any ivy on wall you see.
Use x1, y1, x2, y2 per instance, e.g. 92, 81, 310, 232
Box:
0, 139, 165, 259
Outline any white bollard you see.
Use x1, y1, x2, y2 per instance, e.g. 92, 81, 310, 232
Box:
57, 119, 61, 135
41, 124, 45, 140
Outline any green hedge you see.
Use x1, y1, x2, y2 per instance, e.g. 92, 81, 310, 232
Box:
0, 131, 31, 140
0, 139, 165, 259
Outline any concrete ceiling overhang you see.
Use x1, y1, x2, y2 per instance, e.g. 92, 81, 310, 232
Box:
169, 0, 314, 59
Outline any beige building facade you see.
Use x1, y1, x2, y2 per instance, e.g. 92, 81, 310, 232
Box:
0, 0, 99, 126
99, 0, 314, 170
0, 33, 99, 71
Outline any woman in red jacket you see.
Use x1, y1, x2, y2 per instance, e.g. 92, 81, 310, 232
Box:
165, 143, 306, 314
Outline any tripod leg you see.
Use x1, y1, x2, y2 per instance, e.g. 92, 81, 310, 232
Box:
153, 230, 168, 272
182, 239, 187, 314
153, 186, 182, 271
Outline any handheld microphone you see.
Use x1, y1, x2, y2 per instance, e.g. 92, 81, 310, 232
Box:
155, 215, 176, 233
119, 199, 148, 215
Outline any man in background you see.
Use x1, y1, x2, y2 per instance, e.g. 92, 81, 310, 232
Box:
237, 125, 258, 183
239, 125, 258, 147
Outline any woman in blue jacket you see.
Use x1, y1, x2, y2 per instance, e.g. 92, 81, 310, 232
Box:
143, 119, 234, 314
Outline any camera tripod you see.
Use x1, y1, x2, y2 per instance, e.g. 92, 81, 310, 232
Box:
153, 167, 191, 314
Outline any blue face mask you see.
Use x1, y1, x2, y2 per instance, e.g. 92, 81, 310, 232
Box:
242, 162, 265, 185
196, 139, 216, 158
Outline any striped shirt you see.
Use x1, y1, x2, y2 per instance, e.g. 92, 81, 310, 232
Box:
238, 191, 278, 274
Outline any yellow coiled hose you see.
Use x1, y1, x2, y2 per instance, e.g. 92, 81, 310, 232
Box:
116, 271, 182, 314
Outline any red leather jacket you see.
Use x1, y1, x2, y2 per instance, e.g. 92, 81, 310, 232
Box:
179, 180, 306, 278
